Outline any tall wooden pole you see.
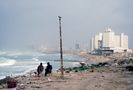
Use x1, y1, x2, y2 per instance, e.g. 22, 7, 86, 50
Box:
58, 16, 64, 78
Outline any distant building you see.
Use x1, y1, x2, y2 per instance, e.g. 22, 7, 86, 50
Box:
90, 28, 129, 53
75, 43, 80, 50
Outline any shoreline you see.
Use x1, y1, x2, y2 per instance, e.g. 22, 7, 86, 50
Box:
1, 53, 133, 90
0, 52, 121, 81
0, 53, 84, 80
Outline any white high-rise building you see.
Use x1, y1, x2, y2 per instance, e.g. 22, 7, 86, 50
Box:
90, 28, 129, 53
93, 33, 102, 50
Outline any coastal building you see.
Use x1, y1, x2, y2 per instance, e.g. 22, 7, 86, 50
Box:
75, 43, 80, 50
90, 28, 129, 53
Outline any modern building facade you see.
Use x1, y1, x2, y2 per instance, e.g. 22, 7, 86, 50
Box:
90, 28, 129, 53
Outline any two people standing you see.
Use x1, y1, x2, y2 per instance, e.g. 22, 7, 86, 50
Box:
37, 62, 52, 77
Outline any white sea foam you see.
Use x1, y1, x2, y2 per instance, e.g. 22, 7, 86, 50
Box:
11, 62, 47, 78
0, 57, 16, 67
0, 51, 6, 55
0, 52, 84, 80
7, 52, 22, 56
32, 57, 39, 61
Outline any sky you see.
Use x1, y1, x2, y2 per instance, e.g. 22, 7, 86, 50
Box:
0, 0, 133, 50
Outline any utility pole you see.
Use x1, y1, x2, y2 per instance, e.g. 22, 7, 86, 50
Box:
58, 16, 64, 78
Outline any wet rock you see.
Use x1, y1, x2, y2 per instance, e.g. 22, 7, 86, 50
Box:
0, 76, 16, 85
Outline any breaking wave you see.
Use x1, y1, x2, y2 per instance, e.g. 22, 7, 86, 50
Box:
0, 57, 16, 67
0, 51, 6, 55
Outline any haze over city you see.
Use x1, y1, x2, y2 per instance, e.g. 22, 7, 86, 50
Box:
0, 0, 133, 50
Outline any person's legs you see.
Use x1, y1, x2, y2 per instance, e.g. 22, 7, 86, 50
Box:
45, 70, 48, 76
37, 71, 40, 77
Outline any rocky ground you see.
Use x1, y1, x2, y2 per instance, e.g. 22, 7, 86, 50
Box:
0, 53, 133, 90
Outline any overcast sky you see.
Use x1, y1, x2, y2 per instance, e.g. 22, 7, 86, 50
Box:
0, 0, 133, 50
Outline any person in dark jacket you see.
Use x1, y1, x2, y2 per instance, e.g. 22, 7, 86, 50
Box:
45, 62, 52, 76
37, 63, 44, 77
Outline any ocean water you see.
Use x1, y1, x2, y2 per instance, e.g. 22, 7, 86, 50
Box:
0, 51, 85, 79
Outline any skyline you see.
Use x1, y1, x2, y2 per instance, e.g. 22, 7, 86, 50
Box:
0, 0, 133, 50
91, 28, 129, 53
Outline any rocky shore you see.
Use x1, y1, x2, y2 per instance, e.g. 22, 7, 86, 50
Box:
0, 53, 133, 90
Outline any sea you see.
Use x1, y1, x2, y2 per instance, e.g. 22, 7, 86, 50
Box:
0, 51, 85, 79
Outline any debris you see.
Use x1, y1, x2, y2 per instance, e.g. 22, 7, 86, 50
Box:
125, 66, 133, 72
48, 78, 52, 82
80, 62, 86, 66
7, 81, 17, 88
16, 83, 25, 89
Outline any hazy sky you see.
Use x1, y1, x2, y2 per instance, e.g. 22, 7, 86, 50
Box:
0, 0, 133, 50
